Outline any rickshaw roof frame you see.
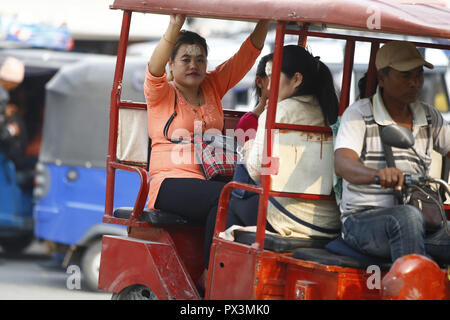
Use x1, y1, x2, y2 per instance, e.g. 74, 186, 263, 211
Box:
110, 0, 450, 40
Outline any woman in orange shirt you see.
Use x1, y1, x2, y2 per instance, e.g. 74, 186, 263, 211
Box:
144, 14, 269, 274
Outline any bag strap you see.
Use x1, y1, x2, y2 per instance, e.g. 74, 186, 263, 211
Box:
163, 83, 189, 144
268, 197, 341, 235
377, 124, 406, 202
423, 104, 432, 156
375, 99, 433, 170
146, 137, 152, 171
380, 127, 396, 167
233, 164, 340, 235
366, 96, 403, 201
367, 96, 396, 168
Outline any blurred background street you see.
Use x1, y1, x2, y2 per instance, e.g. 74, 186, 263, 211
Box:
0, 240, 109, 299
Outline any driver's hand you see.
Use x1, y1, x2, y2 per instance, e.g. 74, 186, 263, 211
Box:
376, 167, 404, 190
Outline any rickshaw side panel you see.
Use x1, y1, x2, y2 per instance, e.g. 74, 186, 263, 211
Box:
208, 239, 382, 300
98, 235, 171, 298
99, 234, 200, 299
253, 252, 287, 300
207, 240, 257, 299
280, 256, 382, 300
129, 225, 205, 284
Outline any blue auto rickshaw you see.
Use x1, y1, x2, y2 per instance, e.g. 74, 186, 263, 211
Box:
32, 55, 148, 290
0, 48, 146, 290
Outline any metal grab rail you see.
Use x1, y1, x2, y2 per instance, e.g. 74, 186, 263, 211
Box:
212, 181, 263, 249
212, 182, 336, 251
105, 10, 132, 221
109, 162, 150, 229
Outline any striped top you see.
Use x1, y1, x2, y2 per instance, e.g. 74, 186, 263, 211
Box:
334, 87, 450, 218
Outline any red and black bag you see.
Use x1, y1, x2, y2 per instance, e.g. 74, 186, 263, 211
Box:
163, 84, 237, 180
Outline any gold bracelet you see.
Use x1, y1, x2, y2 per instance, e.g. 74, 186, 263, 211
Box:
162, 34, 175, 45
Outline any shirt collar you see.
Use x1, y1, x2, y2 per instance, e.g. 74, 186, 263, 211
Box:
373, 86, 428, 127
291, 95, 318, 105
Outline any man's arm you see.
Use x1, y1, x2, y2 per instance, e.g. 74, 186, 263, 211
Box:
334, 147, 404, 190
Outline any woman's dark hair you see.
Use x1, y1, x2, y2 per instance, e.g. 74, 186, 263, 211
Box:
280, 45, 339, 125
254, 53, 273, 100
171, 30, 208, 60
357, 71, 380, 99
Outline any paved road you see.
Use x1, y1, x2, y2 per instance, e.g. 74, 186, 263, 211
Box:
0, 241, 110, 300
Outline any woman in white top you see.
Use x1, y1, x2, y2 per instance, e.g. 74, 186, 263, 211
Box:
226, 45, 341, 239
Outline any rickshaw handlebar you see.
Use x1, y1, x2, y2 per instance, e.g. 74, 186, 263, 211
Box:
349, 173, 450, 197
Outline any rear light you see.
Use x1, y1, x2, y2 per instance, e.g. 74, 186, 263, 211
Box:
33, 162, 50, 200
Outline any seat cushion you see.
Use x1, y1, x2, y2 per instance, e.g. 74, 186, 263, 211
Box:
325, 237, 391, 267
233, 230, 331, 252
292, 237, 392, 270
113, 207, 201, 226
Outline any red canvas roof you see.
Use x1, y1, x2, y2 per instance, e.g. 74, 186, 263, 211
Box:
110, 0, 450, 39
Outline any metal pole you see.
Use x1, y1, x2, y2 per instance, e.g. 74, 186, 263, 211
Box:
365, 41, 379, 98
338, 39, 355, 116
254, 21, 285, 250
104, 10, 132, 218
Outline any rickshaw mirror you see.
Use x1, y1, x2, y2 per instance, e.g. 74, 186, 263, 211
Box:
380, 124, 414, 149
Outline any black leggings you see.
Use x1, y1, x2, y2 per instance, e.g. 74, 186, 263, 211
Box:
226, 193, 276, 232
154, 178, 226, 269
225, 164, 275, 232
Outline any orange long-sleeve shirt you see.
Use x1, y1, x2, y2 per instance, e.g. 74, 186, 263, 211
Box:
144, 37, 261, 210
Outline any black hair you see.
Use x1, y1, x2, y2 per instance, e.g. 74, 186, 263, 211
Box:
170, 30, 208, 60
254, 53, 274, 100
280, 45, 339, 126
357, 72, 379, 100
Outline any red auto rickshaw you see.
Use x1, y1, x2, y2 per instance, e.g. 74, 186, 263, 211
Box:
98, 0, 450, 300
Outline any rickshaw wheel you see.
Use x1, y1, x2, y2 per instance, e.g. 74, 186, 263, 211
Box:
81, 239, 103, 291
111, 285, 158, 300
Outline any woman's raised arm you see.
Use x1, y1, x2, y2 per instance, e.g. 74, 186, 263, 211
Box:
249, 20, 270, 50
148, 14, 186, 77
